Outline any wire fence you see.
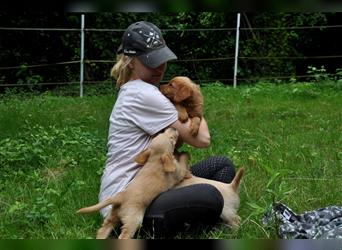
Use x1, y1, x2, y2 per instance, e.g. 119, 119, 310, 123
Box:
1, 17, 342, 92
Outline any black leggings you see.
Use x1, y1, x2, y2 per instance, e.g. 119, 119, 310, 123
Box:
141, 156, 236, 238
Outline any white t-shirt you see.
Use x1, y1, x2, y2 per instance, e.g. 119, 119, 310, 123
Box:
99, 79, 178, 217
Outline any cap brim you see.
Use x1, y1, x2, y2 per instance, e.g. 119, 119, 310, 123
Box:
137, 45, 177, 68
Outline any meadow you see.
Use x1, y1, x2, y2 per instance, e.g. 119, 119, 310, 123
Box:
0, 82, 341, 239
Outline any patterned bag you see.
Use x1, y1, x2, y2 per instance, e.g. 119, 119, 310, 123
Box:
263, 202, 342, 239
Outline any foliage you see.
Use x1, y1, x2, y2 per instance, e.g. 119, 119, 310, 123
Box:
0, 83, 341, 239
238, 13, 327, 81
0, 12, 341, 90
336, 68, 342, 82
0, 124, 104, 172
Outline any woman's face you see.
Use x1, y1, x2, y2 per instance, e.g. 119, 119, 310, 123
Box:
129, 58, 167, 85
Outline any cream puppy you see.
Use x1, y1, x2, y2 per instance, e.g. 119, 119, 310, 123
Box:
174, 167, 245, 228
77, 128, 191, 239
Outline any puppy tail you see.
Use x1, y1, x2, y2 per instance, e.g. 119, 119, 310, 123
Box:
230, 167, 245, 192
76, 192, 123, 214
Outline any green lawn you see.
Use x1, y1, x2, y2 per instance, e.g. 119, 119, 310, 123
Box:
0, 82, 341, 239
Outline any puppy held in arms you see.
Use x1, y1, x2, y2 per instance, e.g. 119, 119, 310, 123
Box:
77, 127, 192, 239
160, 76, 203, 136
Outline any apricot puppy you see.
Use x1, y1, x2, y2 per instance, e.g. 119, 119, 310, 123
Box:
160, 76, 203, 136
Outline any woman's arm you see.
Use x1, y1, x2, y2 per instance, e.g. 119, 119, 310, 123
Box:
170, 118, 211, 148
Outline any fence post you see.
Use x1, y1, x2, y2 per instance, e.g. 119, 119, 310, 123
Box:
233, 13, 241, 88
80, 14, 85, 97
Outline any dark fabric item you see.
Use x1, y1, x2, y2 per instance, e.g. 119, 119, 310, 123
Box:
117, 21, 177, 68
191, 156, 236, 183
142, 184, 224, 238
263, 202, 342, 239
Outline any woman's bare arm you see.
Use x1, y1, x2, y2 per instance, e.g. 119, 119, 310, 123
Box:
170, 118, 210, 148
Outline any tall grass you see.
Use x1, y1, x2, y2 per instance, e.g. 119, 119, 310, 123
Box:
0, 82, 341, 239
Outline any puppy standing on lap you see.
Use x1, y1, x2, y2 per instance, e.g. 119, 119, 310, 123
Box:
175, 167, 245, 229
160, 76, 203, 136
77, 128, 191, 239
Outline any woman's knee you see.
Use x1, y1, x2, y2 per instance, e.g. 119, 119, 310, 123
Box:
142, 184, 224, 237
190, 183, 224, 213
210, 156, 236, 183
145, 184, 223, 216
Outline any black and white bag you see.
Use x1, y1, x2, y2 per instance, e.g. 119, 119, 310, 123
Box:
263, 202, 342, 239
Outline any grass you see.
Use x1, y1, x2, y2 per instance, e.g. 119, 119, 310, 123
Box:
0, 82, 341, 239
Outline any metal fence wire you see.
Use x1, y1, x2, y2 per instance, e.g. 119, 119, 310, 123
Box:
1, 14, 342, 97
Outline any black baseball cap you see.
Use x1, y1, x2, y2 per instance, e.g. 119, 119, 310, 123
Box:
117, 21, 177, 68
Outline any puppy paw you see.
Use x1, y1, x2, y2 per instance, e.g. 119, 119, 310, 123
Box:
96, 228, 110, 239
189, 117, 201, 136
118, 229, 131, 239
178, 151, 190, 161
178, 115, 189, 123
230, 215, 241, 230
190, 127, 199, 137
176, 105, 188, 122
184, 170, 192, 179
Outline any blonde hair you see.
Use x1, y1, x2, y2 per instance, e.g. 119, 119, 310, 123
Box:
110, 54, 134, 88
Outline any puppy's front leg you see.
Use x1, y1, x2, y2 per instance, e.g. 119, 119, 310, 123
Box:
178, 152, 192, 178
189, 117, 201, 136
178, 152, 190, 164
175, 103, 188, 122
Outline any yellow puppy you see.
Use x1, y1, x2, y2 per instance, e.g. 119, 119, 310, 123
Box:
77, 128, 191, 239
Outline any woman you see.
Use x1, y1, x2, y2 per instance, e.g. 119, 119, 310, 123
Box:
99, 21, 236, 237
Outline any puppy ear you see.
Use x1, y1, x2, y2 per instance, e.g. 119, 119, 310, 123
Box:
161, 153, 176, 172
135, 149, 151, 165
174, 85, 192, 102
